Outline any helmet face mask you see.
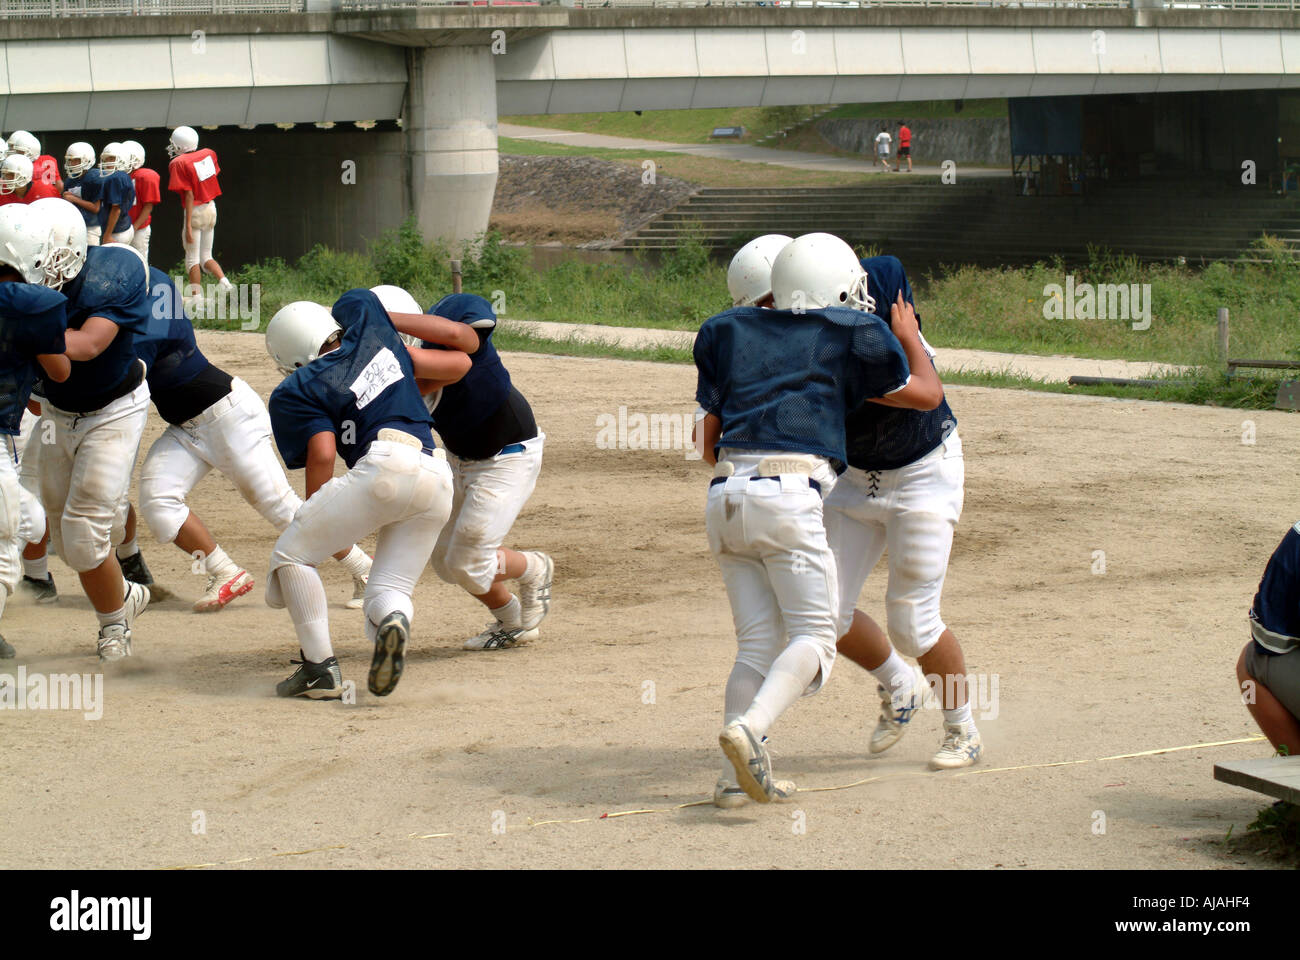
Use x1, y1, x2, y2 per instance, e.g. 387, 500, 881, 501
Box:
65, 142, 95, 178
770, 232, 877, 314
28, 198, 88, 290
99, 142, 124, 175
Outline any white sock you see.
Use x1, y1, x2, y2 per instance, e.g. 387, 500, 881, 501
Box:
491, 595, 522, 629
96, 605, 126, 628
204, 545, 238, 577
740, 640, 823, 740
521, 552, 544, 581
116, 538, 139, 560
277, 564, 333, 663
218, 276, 233, 290
336, 545, 371, 579
723, 661, 766, 779
943, 702, 974, 727
22, 555, 47, 580
869, 650, 915, 704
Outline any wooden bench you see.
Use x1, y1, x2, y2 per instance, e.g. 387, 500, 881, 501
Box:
1226, 358, 1300, 377
1225, 359, 1300, 410
1214, 756, 1300, 805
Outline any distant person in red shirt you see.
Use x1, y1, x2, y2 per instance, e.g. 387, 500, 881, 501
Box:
167, 125, 232, 305
122, 140, 160, 264
0, 155, 58, 205
7, 130, 62, 195
897, 122, 912, 173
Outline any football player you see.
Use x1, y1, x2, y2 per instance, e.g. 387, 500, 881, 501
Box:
96, 143, 136, 247
264, 291, 471, 699
166, 126, 232, 306
122, 141, 160, 263
0, 155, 59, 205
61, 142, 103, 246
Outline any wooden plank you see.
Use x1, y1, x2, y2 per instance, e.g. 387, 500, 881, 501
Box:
1227, 358, 1300, 371
1214, 757, 1300, 804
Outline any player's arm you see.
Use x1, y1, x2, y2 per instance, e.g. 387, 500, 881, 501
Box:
389, 313, 479, 354
303, 430, 337, 500
407, 344, 471, 385
132, 202, 152, 231
183, 190, 194, 244
62, 316, 120, 362
37, 353, 70, 383
869, 293, 944, 410
693, 412, 722, 466
62, 192, 99, 214
26, 399, 41, 415
103, 204, 121, 239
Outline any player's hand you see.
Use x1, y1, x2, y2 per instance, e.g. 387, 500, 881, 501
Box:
184, 227, 193, 244
889, 291, 920, 341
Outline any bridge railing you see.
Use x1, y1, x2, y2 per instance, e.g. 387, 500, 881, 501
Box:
1, 0, 1297, 15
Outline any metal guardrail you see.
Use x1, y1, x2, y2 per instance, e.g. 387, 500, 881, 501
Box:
0, 0, 1296, 14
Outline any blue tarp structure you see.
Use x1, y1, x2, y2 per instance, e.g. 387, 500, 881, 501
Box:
1009, 96, 1084, 155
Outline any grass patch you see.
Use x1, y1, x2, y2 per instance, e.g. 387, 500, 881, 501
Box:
499, 137, 873, 188
502, 105, 823, 145
826, 99, 1008, 121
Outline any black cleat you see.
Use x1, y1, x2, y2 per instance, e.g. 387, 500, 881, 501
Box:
276, 653, 344, 700
368, 611, 409, 697
21, 573, 58, 604
119, 551, 154, 587
0, 633, 14, 658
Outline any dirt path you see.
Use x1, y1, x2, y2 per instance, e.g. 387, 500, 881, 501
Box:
503, 318, 1187, 383
0, 332, 1283, 869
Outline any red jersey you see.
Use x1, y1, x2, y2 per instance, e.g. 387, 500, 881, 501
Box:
32, 155, 60, 189
129, 167, 162, 228
898, 125, 912, 148
0, 179, 58, 205
168, 148, 221, 204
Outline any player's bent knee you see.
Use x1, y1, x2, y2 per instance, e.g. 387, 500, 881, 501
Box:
60, 518, 112, 573
139, 491, 187, 545
440, 543, 496, 595
886, 611, 945, 659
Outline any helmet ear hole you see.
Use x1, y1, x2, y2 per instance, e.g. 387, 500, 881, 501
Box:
838, 291, 848, 302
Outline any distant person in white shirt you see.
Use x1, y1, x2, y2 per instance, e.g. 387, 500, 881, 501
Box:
874, 128, 893, 172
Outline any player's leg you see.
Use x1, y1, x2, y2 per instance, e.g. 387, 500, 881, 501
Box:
53, 391, 151, 660
1238, 642, 1300, 754
826, 481, 928, 753
130, 224, 150, 263
199, 202, 230, 288
0, 450, 25, 658
881, 442, 977, 769
15, 411, 56, 602
363, 459, 454, 696
115, 502, 156, 588
432, 442, 550, 650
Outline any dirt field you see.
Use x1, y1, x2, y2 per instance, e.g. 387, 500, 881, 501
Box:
1, 330, 1293, 870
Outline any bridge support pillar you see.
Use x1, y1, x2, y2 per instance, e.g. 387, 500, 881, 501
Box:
404, 44, 499, 249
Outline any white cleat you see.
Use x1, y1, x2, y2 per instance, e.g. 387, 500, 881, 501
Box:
517, 551, 553, 630
346, 573, 367, 610
930, 721, 983, 770
713, 775, 797, 809
123, 580, 150, 630
194, 569, 254, 613
719, 719, 792, 804
96, 623, 131, 662
463, 621, 539, 651
870, 666, 929, 755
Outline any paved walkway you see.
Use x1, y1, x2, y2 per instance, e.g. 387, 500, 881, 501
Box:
499, 122, 1009, 178
500, 318, 1185, 383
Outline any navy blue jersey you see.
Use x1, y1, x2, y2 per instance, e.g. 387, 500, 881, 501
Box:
135, 268, 208, 393
269, 288, 435, 471
0, 284, 66, 434
65, 170, 104, 227
844, 255, 956, 471
40, 244, 151, 413
421, 293, 512, 432
97, 170, 136, 234
1251, 522, 1300, 655
694, 305, 909, 470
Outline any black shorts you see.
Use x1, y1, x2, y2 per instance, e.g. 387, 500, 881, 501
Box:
899, 146, 911, 157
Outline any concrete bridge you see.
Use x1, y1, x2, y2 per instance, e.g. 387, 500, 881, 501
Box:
5, 2, 1297, 250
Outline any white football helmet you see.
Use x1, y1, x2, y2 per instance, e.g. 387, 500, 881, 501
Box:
0, 155, 32, 195
121, 139, 145, 173
65, 142, 95, 178
266, 301, 342, 375
370, 284, 423, 347
770, 232, 875, 313
6, 130, 39, 161
726, 234, 792, 307
99, 142, 126, 175
0, 138, 9, 157
28, 197, 88, 289
167, 126, 199, 158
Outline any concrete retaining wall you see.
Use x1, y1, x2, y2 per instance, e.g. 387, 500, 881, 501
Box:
816, 116, 1010, 166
